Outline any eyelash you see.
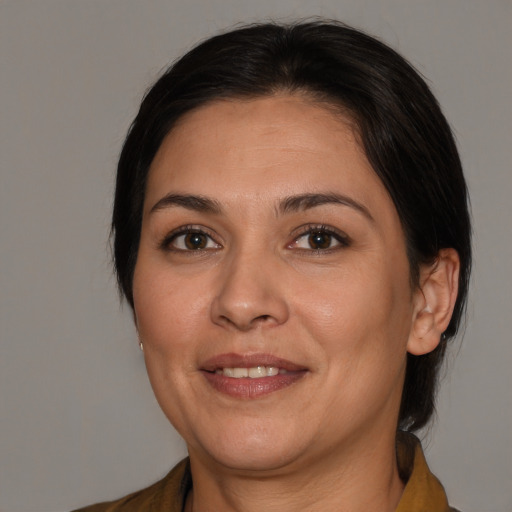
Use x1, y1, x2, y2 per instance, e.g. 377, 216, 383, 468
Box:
159, 225, 220, 253
290, 224, 351, 253
159, 224, 351, 253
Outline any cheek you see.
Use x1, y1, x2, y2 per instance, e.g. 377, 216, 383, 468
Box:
132, 263, 210, 428
292, 253, 413, 358
133, 262, 212, 354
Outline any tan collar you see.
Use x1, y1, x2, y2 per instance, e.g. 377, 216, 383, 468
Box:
395, 432, 452, 512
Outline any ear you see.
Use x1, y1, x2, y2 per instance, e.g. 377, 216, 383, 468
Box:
407, 248, 460, 356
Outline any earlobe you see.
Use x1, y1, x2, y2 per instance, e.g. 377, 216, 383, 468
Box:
407, 248, 460, 356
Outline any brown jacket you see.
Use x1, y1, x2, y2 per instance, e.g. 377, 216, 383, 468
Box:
73, 434, 459, 512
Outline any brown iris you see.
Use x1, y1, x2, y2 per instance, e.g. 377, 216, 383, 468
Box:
308, 231, 332, 249
184, 232, 208, 250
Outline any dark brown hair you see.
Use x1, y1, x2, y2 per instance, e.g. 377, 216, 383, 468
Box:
112, 20, 471, 431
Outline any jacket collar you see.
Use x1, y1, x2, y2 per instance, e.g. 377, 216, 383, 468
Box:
395, 432, 453, 512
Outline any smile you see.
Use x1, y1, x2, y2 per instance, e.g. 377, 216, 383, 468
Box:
201, 354, 307, 398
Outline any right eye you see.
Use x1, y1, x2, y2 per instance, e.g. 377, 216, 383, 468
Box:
164, 228, 220, 252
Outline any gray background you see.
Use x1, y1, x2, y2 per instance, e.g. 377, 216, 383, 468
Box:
1, 1, 511, 511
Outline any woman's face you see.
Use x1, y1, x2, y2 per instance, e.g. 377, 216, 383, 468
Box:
133, 95, 421, 472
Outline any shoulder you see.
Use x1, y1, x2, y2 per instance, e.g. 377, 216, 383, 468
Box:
71, 458, 190, 512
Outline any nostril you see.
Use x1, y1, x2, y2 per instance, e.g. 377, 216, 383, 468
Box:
218, 313, 274, 331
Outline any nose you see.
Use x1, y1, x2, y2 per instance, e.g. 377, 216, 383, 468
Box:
210, 250, 290, 331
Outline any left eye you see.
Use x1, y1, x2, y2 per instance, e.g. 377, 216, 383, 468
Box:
292, 229, 348, 251
169, 231, 219, 251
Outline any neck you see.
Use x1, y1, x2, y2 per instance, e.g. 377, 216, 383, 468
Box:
186, 430, 405, 512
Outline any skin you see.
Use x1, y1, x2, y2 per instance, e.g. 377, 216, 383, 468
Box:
132, 95, 459, 512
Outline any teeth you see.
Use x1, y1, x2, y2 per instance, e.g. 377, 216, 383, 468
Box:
248, 366, 266, 378
233, 368, 248, 378
216, 366, 285, 378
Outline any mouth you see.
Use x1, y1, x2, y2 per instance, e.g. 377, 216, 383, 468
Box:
214, 366, 292, 378
201, 353, 308, 399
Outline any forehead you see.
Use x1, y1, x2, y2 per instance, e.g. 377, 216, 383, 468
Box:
145, 95, 390, 215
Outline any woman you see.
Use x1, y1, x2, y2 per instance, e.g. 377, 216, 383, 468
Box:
75, 20, 471, 512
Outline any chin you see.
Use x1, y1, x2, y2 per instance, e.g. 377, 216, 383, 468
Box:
188, 421, 308, 472
209, 446, 300, 473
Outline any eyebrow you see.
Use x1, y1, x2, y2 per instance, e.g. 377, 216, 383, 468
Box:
150, 193, 222, 215
278, 193, 374, 222
149, 192, 373, 222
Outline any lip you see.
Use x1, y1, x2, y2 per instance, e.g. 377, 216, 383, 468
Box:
201, 353, 307, 372
200, 352, 308, 399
